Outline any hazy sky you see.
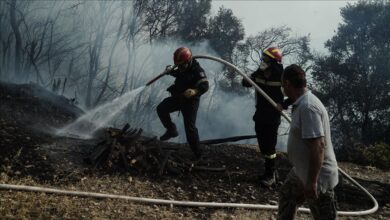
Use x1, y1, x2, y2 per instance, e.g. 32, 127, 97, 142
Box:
212, 0, 357, 52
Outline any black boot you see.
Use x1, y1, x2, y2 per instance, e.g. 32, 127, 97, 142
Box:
190, 149, 208, 166
260, 171, 276, 187
260, 158, 276, 187
160, 128, 178, 141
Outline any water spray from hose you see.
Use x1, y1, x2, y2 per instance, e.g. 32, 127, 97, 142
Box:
57, 63, 175, 139
56, 86, 146, 139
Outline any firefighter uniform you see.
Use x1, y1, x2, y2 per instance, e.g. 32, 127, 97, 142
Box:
157, 59, 209, 158
242, 63, 291, 182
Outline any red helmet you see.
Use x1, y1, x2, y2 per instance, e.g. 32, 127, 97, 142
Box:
173, 47, 192, 65
263, 47, 282, 63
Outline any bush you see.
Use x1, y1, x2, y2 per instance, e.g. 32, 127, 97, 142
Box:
361, 142, 390, 169
336, 141, 390, 169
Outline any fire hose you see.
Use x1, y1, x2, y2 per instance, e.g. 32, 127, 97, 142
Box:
0, 168, 377, 216
145, 65, 177, 86
0, 55, 378, 216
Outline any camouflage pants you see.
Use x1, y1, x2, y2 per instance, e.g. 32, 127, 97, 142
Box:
278, 170, 338, 220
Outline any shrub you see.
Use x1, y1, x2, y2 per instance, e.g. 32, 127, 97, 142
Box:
361, 142, 390, 169
336, 141, 390, 169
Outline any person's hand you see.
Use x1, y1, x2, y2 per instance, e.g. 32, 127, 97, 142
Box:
165, 65, 173, 71
276, 103, 283, 112
304, 182, 318, 200
165, 65, 174, 74
183, 89, 198, 98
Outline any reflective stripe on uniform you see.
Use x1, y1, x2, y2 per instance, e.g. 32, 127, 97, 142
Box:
264, 153, 277, 159
254, 77, 281, 87
195, 78, 208, 86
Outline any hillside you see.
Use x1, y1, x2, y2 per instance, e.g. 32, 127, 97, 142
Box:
0, 82, 389, 219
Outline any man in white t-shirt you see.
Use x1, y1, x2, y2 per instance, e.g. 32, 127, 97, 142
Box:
278, 64, 339, 220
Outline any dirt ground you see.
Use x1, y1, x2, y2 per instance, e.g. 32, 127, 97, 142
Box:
1, 82, 390, 219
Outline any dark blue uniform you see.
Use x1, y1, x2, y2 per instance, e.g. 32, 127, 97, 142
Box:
157, 59, 209, 158
242, 63, 291, 178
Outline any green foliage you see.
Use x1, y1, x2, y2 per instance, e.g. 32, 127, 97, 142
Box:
176, 0, 211, 43
138, 0, 212, 44
362, 142, 390, 169
207, 6, 245, 61
337, 141, 390, 169
138, 0, 182, 40
312, 1, 390, 145
205, 6, 246, 93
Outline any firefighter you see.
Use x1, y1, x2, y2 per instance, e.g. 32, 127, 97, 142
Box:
157, 47, 209, 159
242, 47, 291, 187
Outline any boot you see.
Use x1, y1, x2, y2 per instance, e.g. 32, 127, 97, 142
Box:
260, 158, 276, 187
190, 151, 210, 166
260, 171, 276, 187
160, 128, 178, 141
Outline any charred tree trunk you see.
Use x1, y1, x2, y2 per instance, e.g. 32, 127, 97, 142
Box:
10, 0, 22, 79
121, 2, 144, 94
0, 7, 4, 78
121, 43, 132, 95
94, 6, 125, 106
85, 2, 108, 108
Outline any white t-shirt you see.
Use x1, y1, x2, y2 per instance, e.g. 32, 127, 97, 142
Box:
287, 90, 339, 192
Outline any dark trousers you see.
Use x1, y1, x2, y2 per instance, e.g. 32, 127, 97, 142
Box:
254, 111, 281, 174
157, 96, 201, 157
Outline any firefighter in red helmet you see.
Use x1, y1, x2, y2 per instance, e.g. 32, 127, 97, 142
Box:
242, 47, 292, 187
157, 47, 209, 159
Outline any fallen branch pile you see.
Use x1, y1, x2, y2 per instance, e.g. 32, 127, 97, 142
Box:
85, 124, 225, 175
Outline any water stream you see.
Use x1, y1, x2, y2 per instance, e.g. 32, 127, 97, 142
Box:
56, 86, 146, 139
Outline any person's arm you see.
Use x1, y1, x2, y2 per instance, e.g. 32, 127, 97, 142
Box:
184, 69, 209, 98
195, 78, 209, 95
304, 136, 325, 199
193, 68, 209, 95
300, 104, 326, 199
167, 68, 179, 78
276, 98, 293, 112
242, 69, 259, 87
281, 98, 293, 109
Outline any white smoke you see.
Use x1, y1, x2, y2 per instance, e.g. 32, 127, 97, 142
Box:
0, 1, 289, 151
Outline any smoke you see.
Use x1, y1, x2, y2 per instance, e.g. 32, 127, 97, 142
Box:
0, 1, 289, 151
53, 35, 289, 151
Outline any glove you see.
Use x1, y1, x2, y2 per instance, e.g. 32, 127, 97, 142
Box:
165, 65, 176, 76
165, 65, 173, 72
183, 89, 198, 98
